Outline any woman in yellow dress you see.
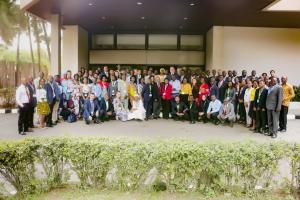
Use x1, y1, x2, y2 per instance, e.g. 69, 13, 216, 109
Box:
128, 76, 138, 107
180, 77, 192, 105
36, 78, 50, 128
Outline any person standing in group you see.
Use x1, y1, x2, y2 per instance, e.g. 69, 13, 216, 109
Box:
118, 73, 129, 110
45, 75, 59, 127
27, 76, 37, 128
209, 77, 219, 100
161, 78, 173, 119
198, 77, 209, 105
141, 76, 157, 120
180, 77, 192, 106
170, 75, 181, 100
249, 80, 258, 131
224, 80, 236, 105
153, 76, 162, 119
217, 75, 227, 103
36, 78, 50, 129
266, 78, 283, 138
108, 75, 118, 101
253, 80, 268, 134
244, 80, 253, 128
16, 77, 32, 135
279, 76, 295, 132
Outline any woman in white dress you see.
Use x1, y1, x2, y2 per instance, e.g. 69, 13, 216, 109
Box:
127, 95, 146, 121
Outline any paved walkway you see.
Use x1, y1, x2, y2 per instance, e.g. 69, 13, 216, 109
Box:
0, 114, 299, 142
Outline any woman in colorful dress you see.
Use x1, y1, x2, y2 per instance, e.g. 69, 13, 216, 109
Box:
36, 78, 50, 128
113, 91, 129, 122
128, 76, 138, 107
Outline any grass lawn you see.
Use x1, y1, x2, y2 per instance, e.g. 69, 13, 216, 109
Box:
17, 186, 296, 200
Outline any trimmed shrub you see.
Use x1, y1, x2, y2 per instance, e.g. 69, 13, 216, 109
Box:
0, 137, 299, 198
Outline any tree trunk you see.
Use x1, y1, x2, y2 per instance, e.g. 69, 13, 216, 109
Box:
27, 14, 35, 77
42, 21, 51, 62
15, 31, 21, 87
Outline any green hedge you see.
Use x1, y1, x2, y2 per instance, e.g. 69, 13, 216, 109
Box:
0, 138, 299, 198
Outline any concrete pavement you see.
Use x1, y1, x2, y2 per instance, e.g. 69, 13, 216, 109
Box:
0, 114, 299, 142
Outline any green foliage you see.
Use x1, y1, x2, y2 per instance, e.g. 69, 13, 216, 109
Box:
0, 137, 299, 199
293, 86, 300, 102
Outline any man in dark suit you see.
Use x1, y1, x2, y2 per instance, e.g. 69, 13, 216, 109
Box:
187, 95, 198, 124
209, 78, 219, 99
253, 80, 268, 134
27, 76, 37, 128
217, 75, 227, 103
83, 93, 101, 124
171, 96, 188, 121
141, 76, 158, 120
99, 94, 115, 122
153, 76, 162, 119
108, 75, 118, 100
45, 75, 59, 127
266, 78, 283, 138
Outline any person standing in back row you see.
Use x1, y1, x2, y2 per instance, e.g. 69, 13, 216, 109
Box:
16, 77, 31, 135
266, 78, 283, 138
279, 76, 295, 132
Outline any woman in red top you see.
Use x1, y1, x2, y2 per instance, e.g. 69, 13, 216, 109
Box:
98, 75, 109, 98
198, 77, 210, 105
161, 78, 173, 119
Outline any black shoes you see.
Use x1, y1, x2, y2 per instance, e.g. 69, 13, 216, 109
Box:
19, 131, 26, 135
271, 134, 277, 139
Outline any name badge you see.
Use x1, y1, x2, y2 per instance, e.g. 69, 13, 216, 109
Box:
163, 93, 166, 96
149, 94, 152, 97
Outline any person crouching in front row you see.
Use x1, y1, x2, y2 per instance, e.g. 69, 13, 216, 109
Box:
99, 94, 115, 122
171, 96, 188, 121
83, 93, 100, 124
218, 97, 236, 127
187, 95, 199, 124
207, 95, 222, 125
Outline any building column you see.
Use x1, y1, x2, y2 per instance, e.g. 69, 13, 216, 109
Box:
50, 14, 61, 75
205, 26, 224, 70
62, 25, 88, 74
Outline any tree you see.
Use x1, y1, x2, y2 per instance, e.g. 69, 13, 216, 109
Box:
26, 13, 35, 77
0, 0, 17, 45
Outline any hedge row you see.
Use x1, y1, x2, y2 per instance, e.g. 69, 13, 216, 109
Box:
0, 138, 299, 197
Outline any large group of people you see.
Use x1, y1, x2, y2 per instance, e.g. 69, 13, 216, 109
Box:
16, 66, 295, 138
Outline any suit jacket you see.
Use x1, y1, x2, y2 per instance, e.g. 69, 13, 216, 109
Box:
218, 103, 235, 119
160, 83, 173, 100
141, 83, 159, 101
99, 99, 114, 114
218, 81, 227, 102
254, 88, 268, 110
209, 84, 219, 99
224, 88, 236, 103
187, 101, 199, 113
27, 82, 37, 107
45, 82, 58, 104
266, 84, 283, 111
108, 81, 118, 99
199, 99, 209, 113
172, 102, 187, 115
83, 99, 100, 119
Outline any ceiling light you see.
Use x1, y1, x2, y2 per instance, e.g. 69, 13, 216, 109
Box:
137, 2, 142, 5
141, 16, 145, 20
101, 16, 106, 20
184, 17, 188, 20
88, 3, 93, 6
190, 3, 195, 6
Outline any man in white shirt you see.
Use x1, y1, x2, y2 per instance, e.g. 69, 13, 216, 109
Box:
207, 95, 222, 125
16, 77, 31, 135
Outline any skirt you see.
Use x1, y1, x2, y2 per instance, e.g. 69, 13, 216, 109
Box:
37, 102, 50, 116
